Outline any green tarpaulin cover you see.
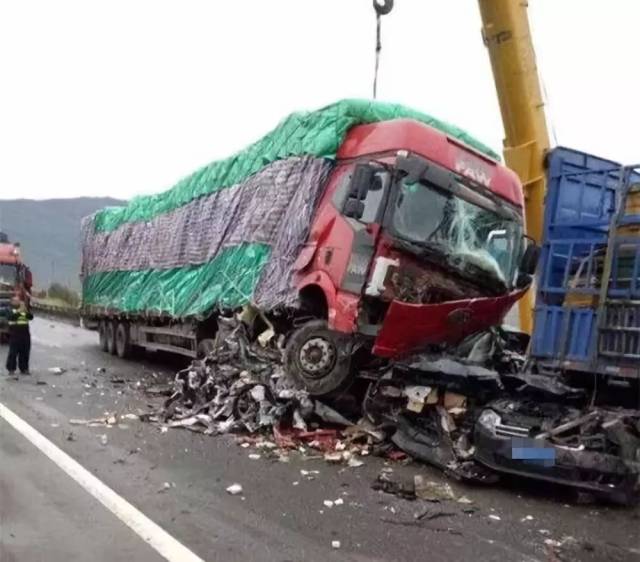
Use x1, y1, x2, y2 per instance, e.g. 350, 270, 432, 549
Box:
92, 99, 499, 232
82, 99, 499, 318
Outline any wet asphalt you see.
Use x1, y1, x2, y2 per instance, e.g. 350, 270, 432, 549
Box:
0, 318, 639, 562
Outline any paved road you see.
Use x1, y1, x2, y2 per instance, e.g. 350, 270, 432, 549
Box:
0, 415, 165, 562
0, 318, 639, 562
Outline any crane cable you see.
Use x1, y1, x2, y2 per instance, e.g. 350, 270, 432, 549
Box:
372, 0, 393, 99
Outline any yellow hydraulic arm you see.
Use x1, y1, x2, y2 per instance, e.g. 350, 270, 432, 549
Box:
478, 0, 551, 334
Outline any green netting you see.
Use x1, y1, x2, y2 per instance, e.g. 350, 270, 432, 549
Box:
93, 99, 499, 232
83, 244, 270, 317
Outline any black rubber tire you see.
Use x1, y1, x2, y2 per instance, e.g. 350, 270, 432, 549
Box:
197, 338, 216, 359
284, 319, 353, 397
98, 321, 109, 352
115, 322, 132, 359
106, 321, 117, 355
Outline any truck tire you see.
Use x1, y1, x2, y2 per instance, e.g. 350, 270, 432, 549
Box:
115, 322, 132, 359
106, 321, 117, 355
99, 321, 109, 352
284, 320, 353, 397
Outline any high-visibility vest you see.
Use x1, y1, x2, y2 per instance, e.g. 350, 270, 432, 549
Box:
9, 310, 30, 326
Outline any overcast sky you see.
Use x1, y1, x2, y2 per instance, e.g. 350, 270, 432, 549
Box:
1, 0, 638, 201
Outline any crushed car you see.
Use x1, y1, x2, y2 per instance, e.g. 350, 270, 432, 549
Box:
142, 312, 640, 505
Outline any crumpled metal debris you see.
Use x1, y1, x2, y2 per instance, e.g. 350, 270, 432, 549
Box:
142, 316, 370, 465
140, 315, 640, 505
143, 317, 310, 435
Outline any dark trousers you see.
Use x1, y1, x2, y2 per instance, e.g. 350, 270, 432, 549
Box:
6, 332, 30, 374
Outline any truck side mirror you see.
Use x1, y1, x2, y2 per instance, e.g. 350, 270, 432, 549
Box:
343, 164, 376, 220
519, 236, 540, 276
348, 164, 376, 200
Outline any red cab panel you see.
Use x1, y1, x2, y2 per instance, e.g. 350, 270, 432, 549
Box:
373, 291, 524, 358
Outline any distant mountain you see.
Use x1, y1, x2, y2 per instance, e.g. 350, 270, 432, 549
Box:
0, 197, 125, 291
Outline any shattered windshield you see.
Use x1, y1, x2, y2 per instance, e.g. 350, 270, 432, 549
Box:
392, 178, 522, 286
0, 263, 17, 288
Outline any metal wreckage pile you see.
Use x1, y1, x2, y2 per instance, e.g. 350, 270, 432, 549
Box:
143, 312, 640, 505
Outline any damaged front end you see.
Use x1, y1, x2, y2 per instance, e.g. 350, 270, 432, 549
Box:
474, 400, 640, 504
381, 330, 640, 504
361, 151, 538, 359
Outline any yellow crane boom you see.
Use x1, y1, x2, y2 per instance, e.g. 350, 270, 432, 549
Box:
478, 0, 551, 334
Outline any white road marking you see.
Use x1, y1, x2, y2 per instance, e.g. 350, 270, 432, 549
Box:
0, 402, 205, 562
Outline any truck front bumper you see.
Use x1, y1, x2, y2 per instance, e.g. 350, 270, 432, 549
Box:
372, 291, 524, 358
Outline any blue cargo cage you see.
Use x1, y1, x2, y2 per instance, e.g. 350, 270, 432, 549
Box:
531, 147, 640, 379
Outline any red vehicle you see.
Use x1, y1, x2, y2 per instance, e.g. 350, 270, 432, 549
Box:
84, 115, 536, 397
0, 233, 33, 342
285, 119, 537, 394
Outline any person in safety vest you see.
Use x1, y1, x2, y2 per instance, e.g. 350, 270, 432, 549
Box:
6, 296, 33, 375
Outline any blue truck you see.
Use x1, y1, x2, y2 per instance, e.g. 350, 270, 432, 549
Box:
470, 147, 640, 503
531, 147, 640, 381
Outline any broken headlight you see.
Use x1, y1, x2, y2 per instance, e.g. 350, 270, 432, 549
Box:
478, 409, 501, 430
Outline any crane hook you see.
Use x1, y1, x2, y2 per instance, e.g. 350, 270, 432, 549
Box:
373, 0, 394, 16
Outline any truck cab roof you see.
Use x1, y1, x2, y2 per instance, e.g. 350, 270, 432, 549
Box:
0, 243, 21, 264
337, 119, 523, 209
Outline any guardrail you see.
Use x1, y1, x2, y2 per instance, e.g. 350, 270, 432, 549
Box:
31, 299, 81, 325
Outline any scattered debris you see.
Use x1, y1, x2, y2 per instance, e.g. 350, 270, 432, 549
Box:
226, 483, 243, 495
99, 434, 108, 446
48, 367, 66, 375
372, 472, 416, 501
136, 315, 640, 506
457, 496, 473, 505
300, 469, 320, 480
248, 454, 261, 460
414, 508, 457, 521
488, 514, 501, 521
331, 541, 341, 549
69, 413, 130, 428
158, 482, 175, 493
414, 475, 455, 502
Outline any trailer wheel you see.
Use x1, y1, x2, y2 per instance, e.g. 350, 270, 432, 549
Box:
284, 320, 353, 396
106, 321, 117, 355
98, 321, 109, 352
115, 322, 132, 359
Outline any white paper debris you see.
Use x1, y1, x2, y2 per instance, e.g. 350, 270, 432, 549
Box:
226, 483, 243, 495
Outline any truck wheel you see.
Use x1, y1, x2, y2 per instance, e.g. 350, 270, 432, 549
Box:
99, 321, 109, 352
115, 322, 132, 359
284, 320, 353, 396
197, 338, 216, 359
106, 321, 117, 355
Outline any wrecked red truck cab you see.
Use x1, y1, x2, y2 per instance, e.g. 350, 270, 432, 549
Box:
288, 119, 536, 394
